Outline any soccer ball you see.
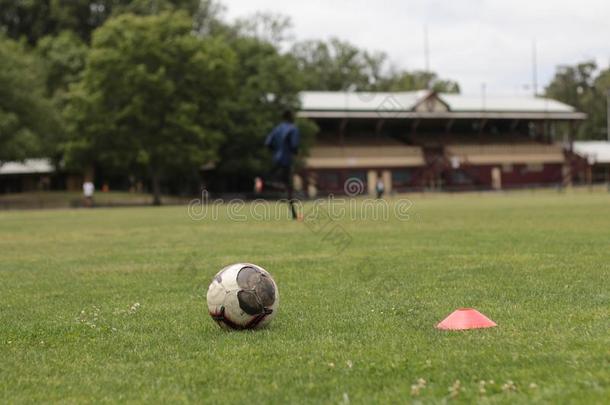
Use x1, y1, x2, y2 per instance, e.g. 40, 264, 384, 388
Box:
206, 263, 279, 330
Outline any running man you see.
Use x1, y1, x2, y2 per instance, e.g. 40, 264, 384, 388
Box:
262, 110, 300, 220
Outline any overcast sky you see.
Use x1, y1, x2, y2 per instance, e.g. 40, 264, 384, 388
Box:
222, 0, 610, 96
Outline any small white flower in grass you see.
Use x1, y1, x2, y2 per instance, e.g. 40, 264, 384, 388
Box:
478, 380, 487, 395
529, 383, 538, 390
411, 378, 427, 396
502, 380, 517, 393
346, 360, 353, 369
328, 362, 335, 368
342, 392, 350, 404
449, 380, 462, 399
129, 302, 141, 314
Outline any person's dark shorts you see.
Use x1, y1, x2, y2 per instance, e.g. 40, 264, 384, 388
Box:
270, 165, 293, 190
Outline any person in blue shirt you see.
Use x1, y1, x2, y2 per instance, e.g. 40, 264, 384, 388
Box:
262, 110, 300, 220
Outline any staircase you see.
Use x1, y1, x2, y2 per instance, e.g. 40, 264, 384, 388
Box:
421, 147, 450, 190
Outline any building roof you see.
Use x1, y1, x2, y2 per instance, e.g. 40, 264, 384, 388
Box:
300, 90, 431, 112
440, 94, 575, 113
0, 159, 54, 175
573, 141, 610, 164
298, 90, 585, 120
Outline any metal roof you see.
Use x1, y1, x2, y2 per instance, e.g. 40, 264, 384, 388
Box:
299, 90, 585, 120
440, 94, 575, 113
0, 159, 54, 175
300, 90, 430, 112
573, 141, 610, 164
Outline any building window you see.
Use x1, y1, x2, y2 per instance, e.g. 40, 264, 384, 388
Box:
392, 170, 412, 187
346, 170, 368, 190
524, 163, 544, 172
347, 170, 367, 183
318, 171, 340, 190
450, 170, 473, 185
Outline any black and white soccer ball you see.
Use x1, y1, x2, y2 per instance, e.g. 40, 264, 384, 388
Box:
206, 263, 279, 330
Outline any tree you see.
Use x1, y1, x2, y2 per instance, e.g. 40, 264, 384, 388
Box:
375, 69, 460, 93
186, 12, 317, 191
546, 61, 610, 139
64, 11, 235, 204
192, 0, 226, 36
36, 31, 88, 98
211, 35, 306, 190
0, 0, 201, 44
234, 11, 294, 48
545, 61, 596, 113
590, 69, 610, 139
291, 38, 376, 91
0, 35, 58, 165
291, 37, 459, 93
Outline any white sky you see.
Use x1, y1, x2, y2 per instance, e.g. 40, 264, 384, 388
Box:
222, 0, 610, 96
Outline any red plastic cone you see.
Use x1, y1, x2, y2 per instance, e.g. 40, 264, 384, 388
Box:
436, 308, 497, 330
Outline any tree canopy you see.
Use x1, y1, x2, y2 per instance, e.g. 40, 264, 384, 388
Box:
0, 35, 58, 164
36, 31, 88, 98
212, 36, 304, 188
0, 0, 201, 44
291, 37, 459, 93
64, 11, 234, 204
546, 61, 610, 140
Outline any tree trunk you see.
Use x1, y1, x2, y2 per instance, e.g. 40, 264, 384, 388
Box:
151, 171, 162, 206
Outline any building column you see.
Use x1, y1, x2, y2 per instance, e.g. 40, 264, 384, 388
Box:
293, 174, 303, 192
382, 170, 392, 193
307, 172, 317, 198
491, 167, 502, 190
367, 170, 377, 196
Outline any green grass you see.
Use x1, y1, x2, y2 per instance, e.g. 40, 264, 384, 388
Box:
0, 191, 187, 209
0, 191, 609, 403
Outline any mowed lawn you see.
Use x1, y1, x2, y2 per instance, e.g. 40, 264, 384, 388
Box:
0, 191, 608, 404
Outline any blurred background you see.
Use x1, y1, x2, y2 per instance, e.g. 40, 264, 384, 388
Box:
1, 0, 609, 208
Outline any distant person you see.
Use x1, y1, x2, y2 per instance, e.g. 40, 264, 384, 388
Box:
83, 181, 94, 207
254, 176, 263, 194
376, 176, 385, 199
263, 110, 300, 220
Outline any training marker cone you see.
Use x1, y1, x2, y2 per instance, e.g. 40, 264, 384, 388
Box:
436, 308, 497, 330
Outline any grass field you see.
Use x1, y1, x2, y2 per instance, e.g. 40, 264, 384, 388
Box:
1, 191, 609, 403
0, 191, 188, 209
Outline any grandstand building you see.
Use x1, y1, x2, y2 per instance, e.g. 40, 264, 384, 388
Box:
297, 90, 586, 195
573, 141, 610, 184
